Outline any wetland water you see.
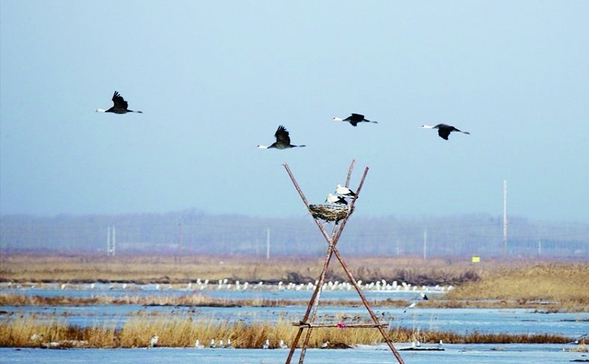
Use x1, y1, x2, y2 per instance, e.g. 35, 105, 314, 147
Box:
0, 344, 586, 364
1, 283, 588, 363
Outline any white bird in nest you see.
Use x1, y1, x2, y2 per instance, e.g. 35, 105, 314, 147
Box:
326, 193, 347, 205
149, 335, 159, 348
335, 184, 356, 198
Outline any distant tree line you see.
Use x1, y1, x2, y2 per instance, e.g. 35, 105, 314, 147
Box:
1, 209, 587, 259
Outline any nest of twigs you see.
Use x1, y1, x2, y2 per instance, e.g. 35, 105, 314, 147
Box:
308, 204, 353, 223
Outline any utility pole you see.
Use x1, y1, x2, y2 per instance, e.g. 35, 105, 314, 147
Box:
266, 227, 270, 260
177, 221, 183, 263
107, 226, 116, 257
538, 240, 542, 256
423, 230, 427, 260
503, 180, 508, 258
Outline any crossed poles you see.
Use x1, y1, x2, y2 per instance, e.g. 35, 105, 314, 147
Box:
282, 160, 405, 364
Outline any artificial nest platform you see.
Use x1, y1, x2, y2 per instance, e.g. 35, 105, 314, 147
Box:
308, 204, 353, 223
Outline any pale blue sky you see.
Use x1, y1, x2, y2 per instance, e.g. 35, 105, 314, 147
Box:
1, 1, 588, 222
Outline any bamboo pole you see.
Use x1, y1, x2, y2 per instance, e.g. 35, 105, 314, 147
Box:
282, 161, 404, 364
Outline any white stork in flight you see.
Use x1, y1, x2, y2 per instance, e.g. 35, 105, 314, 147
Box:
421, 123, 470, 140
333, 113, 378, 127
257, 126, 306, 149
96, 91, 142, 114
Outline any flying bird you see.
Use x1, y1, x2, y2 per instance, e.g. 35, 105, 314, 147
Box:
404, 292, 429, 312
96, 91, 142, 114
257, 125, 306, 149
335, 184, 356, 198
326, 193, 348, 205
333, 113, 378, 127
421, 124, 470, 140
403, 302, 417, 313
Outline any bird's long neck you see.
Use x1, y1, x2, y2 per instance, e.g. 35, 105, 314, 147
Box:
257, 145, 269, 149
333, 117, 344, 122
96, 108, 106, 113
421, 124, 434, 129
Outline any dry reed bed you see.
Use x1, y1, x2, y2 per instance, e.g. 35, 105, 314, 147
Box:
1, 254, 499, 285
0, 313, 577, 349
445, 263, 589, 307
1, 292, 585, 312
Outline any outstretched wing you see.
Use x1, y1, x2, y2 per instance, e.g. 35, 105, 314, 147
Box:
112, 91, 128, 109
437, 128, 450, 140
351, 113, 365, 120
274, 125, 291, 144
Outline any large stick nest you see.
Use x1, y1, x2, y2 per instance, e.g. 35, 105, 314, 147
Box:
308, 204, 353, 223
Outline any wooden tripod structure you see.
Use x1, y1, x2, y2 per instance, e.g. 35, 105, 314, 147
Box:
283, 160, 405, 364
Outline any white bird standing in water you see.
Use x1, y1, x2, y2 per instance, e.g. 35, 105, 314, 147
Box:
149, 335, 159, 348
335, 184, 356, 198
194, 339, 204, 348
326, 193, 347, 205
262, 339, 270, 349
421, 123, 470, 140
333, 113, 378, 127
96, 91, 142, 114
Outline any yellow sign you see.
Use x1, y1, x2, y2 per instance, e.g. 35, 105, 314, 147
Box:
472, 256, 481, 263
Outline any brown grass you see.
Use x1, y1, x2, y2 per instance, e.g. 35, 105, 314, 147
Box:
0, 254, 503, 284
445, 263, 589, 308
0, 313, 573, 348
2, 292, 586, 312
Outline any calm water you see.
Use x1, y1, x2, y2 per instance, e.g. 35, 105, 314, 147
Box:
0, 344, 586, 364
